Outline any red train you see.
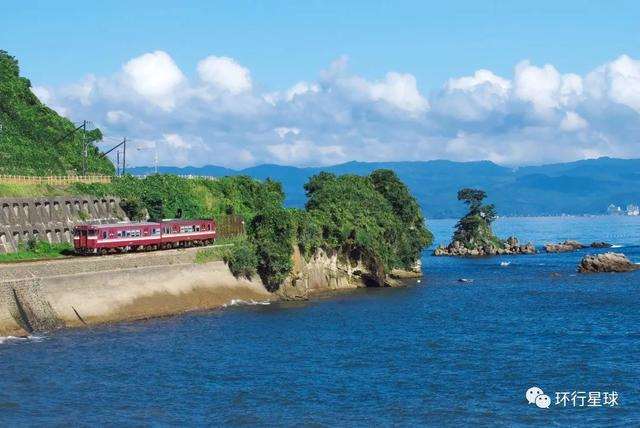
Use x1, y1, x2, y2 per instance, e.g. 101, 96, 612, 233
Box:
73, 219, 216, 255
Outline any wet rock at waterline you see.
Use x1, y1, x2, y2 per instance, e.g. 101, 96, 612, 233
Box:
578, 252, 639, 273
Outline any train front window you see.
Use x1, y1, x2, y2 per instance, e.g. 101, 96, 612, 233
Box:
88, 230, 96, 237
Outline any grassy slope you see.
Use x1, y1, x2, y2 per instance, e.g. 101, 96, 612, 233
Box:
0, 50, 114, 176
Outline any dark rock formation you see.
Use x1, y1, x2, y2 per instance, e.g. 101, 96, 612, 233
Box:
578, 252, 639, 273
434, 236, 535, 257
590, 242, 612, 248
544, 240, 585, 253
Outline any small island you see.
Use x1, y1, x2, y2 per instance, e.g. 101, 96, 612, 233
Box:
434, 188, 535, 256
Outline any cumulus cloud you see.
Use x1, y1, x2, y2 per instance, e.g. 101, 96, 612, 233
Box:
560, 111, 588, 132
121, 51, 185, 110
30, 51, 640, 168
197, 55, 252, 94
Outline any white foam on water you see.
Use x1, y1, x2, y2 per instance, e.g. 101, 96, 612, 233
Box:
223, 299, 271, 308
611, 245, 623, 248
0, 335, 44, 345
500, 261, 511, 266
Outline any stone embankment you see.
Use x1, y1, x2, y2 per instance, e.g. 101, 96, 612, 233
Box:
0, 247, 271, 337
578, 252, 639, 273
0, 246, 421, 337
433, 236, 535, 257
0, 196, 126, 254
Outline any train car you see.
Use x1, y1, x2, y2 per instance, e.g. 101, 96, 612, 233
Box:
73, 222, 162, 255
73, 219, 216, 255
159, 219, 216, 249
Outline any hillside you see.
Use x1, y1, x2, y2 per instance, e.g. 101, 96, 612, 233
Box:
129, 157, 640, 218
0, 50, 114, 175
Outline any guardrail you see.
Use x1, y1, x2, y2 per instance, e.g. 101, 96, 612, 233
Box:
0, 175, 113, 185
0, 174, 219, 185
132, 174, 218, 180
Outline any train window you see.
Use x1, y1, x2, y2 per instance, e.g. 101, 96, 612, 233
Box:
102, 231, 108, 239
117, 231, 123, 237
88, 230, 96, 237
152, 228, 160, 235
195, 225, 200, 232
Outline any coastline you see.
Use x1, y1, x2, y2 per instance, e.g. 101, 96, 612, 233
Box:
0, 247, 417, 337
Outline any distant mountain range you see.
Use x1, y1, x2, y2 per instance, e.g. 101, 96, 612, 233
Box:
128, 157, 640, 219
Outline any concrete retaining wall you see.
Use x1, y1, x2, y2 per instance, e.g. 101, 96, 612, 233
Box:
0, 196, 127, 253
0, 247, 272, 336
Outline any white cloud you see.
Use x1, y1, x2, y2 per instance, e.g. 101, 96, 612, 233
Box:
267, 140, 345, 165
106, 110, 131, 124
197, 55, 252, 94
338, 71, 428, 114
285, 81, 320, 101
31, 85, 51, 103
163, 133, 191, 150
274, 127, 301, 139
560, 111, 588, 131
585, 54, 640, 113
514, 60, 562, 116
122, 51, 185, 110
34, 51, 640, 168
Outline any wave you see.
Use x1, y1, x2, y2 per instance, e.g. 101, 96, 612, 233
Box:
0, 335, 44, 345
611, 244, 623, 248
500, 261, 511, 267
223, 299, 271, 308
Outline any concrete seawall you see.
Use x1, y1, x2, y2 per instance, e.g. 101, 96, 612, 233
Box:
0, 196, 127, 253
0, 248, 272, 336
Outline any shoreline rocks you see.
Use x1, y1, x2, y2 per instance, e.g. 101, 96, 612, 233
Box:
544, 240, 585, 253
545, 240, 613, 253
434, 236, 536, 257
578, 252, 639, 273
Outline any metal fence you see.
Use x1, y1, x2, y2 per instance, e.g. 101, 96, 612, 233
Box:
216, 215, 245, 238
0, 174, 219, 185
0, 175, 113, 185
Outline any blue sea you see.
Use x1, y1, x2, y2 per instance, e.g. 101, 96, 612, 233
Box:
1, 216, 639, 426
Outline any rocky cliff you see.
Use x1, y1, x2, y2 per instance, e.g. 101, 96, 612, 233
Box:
276, 246, 419, 300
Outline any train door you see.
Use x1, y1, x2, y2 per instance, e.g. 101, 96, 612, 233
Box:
78, 229, 88, 247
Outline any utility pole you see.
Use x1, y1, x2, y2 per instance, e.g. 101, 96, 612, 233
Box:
99, 137, 127, 176
81, 120, 88, 176
122, 137, 127, 175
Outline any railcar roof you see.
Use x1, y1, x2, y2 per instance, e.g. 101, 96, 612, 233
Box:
75, 222, 162, 228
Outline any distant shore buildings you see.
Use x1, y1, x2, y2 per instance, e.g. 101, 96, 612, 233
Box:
607, 204, 639, 216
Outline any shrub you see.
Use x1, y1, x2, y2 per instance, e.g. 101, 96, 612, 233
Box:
223, 237, 258, 279
248, 205, 293, 291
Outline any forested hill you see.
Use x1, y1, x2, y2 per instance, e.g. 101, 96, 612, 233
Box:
130, 157, 640, 218
0, 51, 113, 175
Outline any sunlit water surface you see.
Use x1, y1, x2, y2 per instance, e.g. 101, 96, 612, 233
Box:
1, 216, 639, 426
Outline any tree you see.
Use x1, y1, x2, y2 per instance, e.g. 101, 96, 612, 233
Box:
248, 205, 294, 291
452, 188, 501, 249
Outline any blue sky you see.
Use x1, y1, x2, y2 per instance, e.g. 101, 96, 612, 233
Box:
3, 1, 640, 167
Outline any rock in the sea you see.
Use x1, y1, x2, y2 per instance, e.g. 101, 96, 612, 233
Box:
577, 252, 640, 273
544, 240, 585, 253
590, 242, 612, 248
433, 236, 536, 257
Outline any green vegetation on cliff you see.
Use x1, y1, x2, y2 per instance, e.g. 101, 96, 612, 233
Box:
71, 169, 430, 289
452, 188, 501, 249
302, 170, 432, 281
0, 50, 114, 175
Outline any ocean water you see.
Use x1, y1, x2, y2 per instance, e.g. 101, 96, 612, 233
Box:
1, 216, 639, 426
